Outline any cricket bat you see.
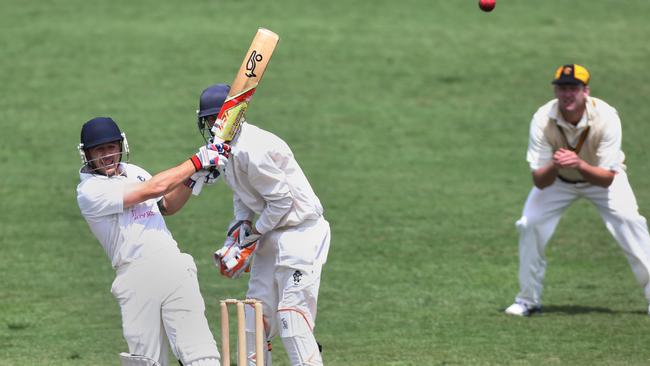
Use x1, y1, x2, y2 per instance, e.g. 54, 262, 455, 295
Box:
211, 28, 280, 142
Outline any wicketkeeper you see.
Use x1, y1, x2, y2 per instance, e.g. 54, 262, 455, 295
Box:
198, 84, 330, 365
505, 64, 650, 316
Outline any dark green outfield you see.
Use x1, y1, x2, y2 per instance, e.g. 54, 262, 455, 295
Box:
2, 0, 650, 364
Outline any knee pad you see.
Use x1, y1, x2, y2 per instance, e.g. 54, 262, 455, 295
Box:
277, 309, 311, 338
184, 357, 219, 366
246, 332, 273, 366
244, 305, 272, 366
244, 304, 261, 333
119, 353, 161, 366
277, 310, 322, 365
246, 302, 278, 338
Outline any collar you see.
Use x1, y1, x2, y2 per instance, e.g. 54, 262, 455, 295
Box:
548, 97, 594, 130
79, 163, 127, 181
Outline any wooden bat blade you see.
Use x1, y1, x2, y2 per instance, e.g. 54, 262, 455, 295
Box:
212, 28, 280, 142
230, 28, 279, 97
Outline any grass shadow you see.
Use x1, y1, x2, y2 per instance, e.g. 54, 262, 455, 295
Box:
541, 304, 644, 315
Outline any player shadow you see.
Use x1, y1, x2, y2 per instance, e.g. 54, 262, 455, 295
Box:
540, 304, 643, 315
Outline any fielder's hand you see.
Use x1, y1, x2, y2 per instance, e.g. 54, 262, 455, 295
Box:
190, 143, 231, 172
213, 220, 261, 279
553, 148, 583, 169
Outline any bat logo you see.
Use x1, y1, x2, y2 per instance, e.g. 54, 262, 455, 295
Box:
245, 50, 263, 78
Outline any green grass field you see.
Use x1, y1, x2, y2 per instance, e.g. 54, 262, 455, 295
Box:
3, 0, 650, 364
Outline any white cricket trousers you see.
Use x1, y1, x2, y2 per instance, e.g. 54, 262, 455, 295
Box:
111, 248, 220, 366
514, 171, 650, 307
244, 217, 330, 366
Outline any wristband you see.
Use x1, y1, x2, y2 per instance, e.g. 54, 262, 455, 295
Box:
190, 155, 202, 172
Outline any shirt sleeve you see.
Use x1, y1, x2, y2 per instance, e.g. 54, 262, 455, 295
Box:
247, 150, 293, 234
596, 107, 623, 172
233, 193, 255, 222
526, 112, 553, 171
77, 178, 126, 218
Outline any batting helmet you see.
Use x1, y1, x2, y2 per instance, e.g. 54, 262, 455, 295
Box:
78, 117, 129, 169
197, 84, 230, 142
80, 117, 123, 149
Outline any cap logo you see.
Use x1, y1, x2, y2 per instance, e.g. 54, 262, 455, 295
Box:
552, 64, 589, 86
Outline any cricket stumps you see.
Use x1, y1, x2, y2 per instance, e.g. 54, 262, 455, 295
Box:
220, 299, 265, 366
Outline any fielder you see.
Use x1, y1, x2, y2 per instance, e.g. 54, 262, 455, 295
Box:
76, 117, 228, 365
505, 64, 650, 316
199, 84, 330, 365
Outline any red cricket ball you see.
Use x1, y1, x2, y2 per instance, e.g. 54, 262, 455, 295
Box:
479, 0, 496, 12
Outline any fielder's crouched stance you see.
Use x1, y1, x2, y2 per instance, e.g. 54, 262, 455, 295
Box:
76, 117, 228, 365
505, 65, 650, 316
201, 84, 330, 365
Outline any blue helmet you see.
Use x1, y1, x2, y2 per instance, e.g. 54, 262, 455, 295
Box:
198, 84, 230, 118
80, 117, 123, 149
78, 117, 129, 170
197, 84, 230, 142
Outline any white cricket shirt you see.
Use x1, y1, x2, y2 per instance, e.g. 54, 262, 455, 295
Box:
77, 163, 179, 269
223, 122, 324, 234
526, 96, 625, 173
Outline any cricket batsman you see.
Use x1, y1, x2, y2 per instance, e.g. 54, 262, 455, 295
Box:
76, 116, 229, 365
198, 84, 330, 365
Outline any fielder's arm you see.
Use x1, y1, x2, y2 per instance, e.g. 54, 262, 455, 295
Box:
531, 162, 559, 189
554, 148, 615, 187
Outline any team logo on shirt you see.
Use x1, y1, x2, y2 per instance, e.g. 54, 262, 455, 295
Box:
131, 206, 156, 220
292, 270, 303, 285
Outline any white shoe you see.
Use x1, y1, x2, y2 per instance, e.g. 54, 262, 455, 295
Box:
505, 301, 541, 317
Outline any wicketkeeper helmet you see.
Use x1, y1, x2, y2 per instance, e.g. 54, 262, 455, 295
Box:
198, 84, 230, 118
197, 84, 230, 142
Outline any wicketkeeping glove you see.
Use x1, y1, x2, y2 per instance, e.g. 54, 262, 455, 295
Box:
213, 221, 261, 279
190, 143, 230, 172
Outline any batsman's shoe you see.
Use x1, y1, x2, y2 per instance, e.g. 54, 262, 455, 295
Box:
505, 301, 542, 317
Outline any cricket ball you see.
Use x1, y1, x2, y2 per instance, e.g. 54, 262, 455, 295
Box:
479, 0, 495, 12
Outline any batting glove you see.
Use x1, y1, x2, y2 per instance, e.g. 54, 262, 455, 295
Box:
184, 168, 221, 196
190, 143, 230, 172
